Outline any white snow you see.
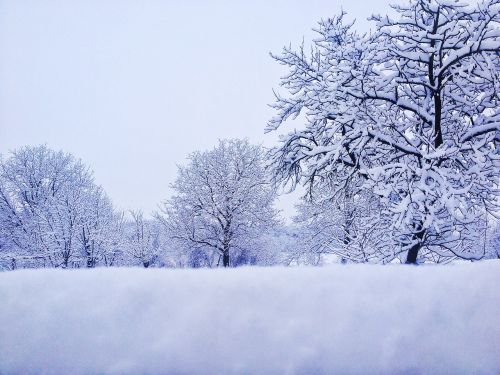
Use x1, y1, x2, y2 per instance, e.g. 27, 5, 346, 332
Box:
0, 262, 499, 375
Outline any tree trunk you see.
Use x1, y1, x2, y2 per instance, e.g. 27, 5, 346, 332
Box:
143, 261, 150, 268
83, 227, 94, 268
405, 242, 420, 264
405, 230, 425, 264
222, 250, 230, 267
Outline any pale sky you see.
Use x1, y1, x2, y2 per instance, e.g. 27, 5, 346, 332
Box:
0, 0, 393, 219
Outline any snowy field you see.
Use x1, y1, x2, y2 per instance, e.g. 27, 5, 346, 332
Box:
1, 262, 499, 375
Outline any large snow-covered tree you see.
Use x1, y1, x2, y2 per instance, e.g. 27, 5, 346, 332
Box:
268, 0, 500, 263
0, 145, 120, 268
158, 139, 279, 267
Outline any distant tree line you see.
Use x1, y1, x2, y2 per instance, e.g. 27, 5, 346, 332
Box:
0, 142, 293, 270
1, 0, 499, 269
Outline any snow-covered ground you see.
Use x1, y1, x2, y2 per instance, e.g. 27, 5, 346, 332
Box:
0, 262, 499, 375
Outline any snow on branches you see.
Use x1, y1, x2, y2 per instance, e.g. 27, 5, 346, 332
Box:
157, 139, 279, 267
269, 0, 500, 263
0, 145, 121, 268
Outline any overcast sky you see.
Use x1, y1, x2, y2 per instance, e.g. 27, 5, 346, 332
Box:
0, 0, 393, 219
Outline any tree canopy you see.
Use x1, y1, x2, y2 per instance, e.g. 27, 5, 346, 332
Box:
268, 0, 500, 263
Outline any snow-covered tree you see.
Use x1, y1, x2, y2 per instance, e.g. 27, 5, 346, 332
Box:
268, 0, 500, 263
158, 139, 279, 267
0, 145, 120, 268
78, 187, 124, 268
294, 184, 396, 263
124, 210, 159, 268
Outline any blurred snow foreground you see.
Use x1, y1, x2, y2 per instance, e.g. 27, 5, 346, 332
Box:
0, 262, 499, 375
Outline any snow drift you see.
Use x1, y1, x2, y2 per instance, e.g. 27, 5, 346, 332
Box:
0, 262, 499, 375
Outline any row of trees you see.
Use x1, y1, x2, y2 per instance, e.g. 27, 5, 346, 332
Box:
0, 146, 158, 269
1, 134, 498, 271
1, 0, 499, 269
0, 141, 296, 270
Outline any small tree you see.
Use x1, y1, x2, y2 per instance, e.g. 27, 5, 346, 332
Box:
158, 139, 279, 267
78, 186, 122, 268
125, 210, 158, 268
268, 0, 499, 263
294, 184, 395, 263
